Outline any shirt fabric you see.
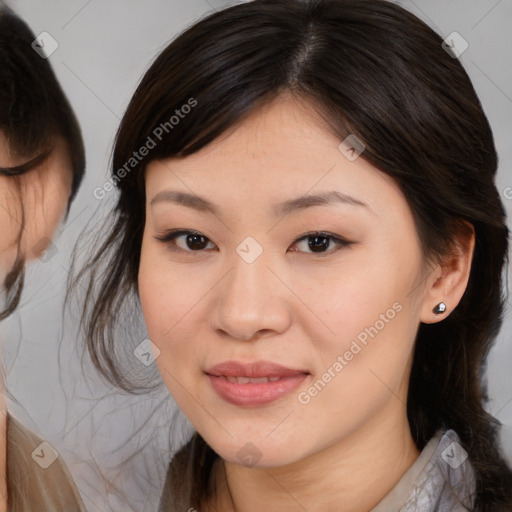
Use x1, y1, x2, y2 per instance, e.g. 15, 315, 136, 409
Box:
371, 429, 475, 511
6, 413, 86, 512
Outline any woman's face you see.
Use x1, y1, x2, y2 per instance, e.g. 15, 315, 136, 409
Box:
0, 134, 73, 276
139, 94, 434, 467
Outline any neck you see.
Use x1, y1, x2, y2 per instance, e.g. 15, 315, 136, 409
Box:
209, 404, 419, 512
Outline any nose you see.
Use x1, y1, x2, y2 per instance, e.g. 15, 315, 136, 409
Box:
211, 252, 292, 341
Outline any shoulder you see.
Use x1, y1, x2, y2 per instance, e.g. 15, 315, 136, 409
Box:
6, 413, 86, 512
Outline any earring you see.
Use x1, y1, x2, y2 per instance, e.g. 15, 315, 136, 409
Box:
432, 302, 447, 315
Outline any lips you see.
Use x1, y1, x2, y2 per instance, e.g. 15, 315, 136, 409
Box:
222, 375, 281, 383
206, 360, 308, 378
205, 360, 309, 406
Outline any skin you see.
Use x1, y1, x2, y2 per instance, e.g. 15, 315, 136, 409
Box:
138, 92, 475, 512
0, 134, 73, 275
0, 132, 74, 511
0, 376, 5, 512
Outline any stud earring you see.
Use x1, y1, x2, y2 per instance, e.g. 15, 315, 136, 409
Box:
432, 302, 447, 315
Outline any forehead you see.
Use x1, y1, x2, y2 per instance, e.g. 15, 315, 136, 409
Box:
144, 95, 404, 220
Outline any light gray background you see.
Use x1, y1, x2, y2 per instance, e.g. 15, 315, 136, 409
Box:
2, 1, 512, 511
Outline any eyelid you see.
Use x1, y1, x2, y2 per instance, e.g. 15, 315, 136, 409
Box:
154, 229, 353, 255
153, 229, 217, 252
290, 231, 352, 255
0, 149, 52, 177
154, 229, 206, 242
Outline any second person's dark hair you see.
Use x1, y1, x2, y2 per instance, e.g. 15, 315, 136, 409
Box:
0, 5, 86, 319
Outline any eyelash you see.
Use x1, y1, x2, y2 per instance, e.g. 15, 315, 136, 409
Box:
153, 229, 352, 256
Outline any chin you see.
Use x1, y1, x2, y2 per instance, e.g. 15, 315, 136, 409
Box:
210, 437, 302, 469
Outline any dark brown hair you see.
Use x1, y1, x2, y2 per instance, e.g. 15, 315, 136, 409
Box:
0, 4, 85, 319
69, 0, 512, 509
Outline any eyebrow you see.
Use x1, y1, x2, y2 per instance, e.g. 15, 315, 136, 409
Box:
151, 189, 373, 217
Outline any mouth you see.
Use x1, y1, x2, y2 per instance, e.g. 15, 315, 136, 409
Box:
217, 375, 283, 383
205, 360, 310, 406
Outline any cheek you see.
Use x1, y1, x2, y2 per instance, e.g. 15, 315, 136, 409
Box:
21, 166, 72, 260
291, 244, 420, 410
138, 241, 202, 379
139, 260, 210, 429
289, 268, 417, 452
291, 246, 417, 350
0, 188, 20, 247
0, 180, 23, 275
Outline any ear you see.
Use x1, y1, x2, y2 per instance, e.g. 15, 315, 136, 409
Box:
419, 220, 475, 324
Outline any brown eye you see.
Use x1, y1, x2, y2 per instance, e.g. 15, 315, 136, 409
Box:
290, 231, 351, 255
154, 230, 216, 252
184, 233, 210, 250
307, 235, 330, 252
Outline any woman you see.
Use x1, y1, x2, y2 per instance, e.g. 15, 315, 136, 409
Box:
1, 5, 86, 511
71, 0, 512, 510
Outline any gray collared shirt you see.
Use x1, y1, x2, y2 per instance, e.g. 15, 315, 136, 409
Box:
371, 429, 475, 511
